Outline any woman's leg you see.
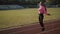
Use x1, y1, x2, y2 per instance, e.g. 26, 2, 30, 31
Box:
39, 14, 44, 27
39, 14, 45, 31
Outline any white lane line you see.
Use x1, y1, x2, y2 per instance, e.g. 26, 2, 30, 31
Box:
37, 28, 60, 34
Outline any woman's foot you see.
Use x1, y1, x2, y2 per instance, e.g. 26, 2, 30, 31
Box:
42, 27, 45, 31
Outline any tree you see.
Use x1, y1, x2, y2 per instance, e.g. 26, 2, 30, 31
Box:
46, 0, 60, 5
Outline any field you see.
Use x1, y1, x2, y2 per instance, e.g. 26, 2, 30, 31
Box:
0, 8, 60, 29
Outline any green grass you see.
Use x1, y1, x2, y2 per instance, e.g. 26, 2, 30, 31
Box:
0, 8, 60, 28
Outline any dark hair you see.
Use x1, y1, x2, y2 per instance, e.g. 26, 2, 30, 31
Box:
40, 1, 45, 6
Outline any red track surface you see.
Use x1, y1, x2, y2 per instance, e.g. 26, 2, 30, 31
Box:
0, 19, 60, 34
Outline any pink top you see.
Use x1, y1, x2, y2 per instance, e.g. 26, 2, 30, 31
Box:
38, 5, 47, 14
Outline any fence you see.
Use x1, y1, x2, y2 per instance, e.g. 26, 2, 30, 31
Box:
0, 5, 59, 10
0, 5, 24, 10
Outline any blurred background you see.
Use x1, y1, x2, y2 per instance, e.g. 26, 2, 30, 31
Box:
0, 0, 60, 9
0, 0, 60, 29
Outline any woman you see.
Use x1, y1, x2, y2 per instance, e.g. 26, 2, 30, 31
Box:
38, 1, 50, 31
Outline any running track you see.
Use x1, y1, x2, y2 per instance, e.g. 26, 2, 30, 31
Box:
0, 19, 60, 34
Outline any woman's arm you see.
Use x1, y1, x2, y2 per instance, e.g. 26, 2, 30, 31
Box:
43, 5, 48, 14
44, 6, 50, 15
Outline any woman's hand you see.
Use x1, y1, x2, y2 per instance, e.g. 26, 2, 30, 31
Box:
47, 13, 51, 16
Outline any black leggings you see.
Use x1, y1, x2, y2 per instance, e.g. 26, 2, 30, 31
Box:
39, 14, 44, 27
